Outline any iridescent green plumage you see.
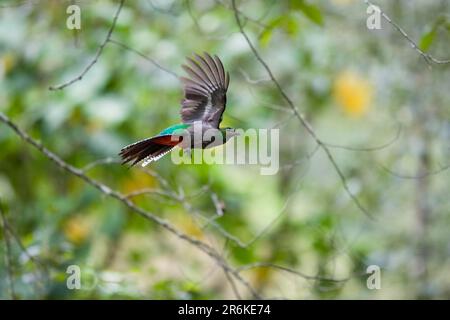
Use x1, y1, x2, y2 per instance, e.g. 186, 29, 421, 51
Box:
157, 123, 191, 136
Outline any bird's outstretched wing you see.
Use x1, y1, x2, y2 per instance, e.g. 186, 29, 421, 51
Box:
180, 52, 229, 129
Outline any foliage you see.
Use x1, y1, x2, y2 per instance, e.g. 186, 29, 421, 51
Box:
1, 0, 450, 299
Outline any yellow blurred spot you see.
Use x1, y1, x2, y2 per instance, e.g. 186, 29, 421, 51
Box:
64, 216, 90, 244
251, 266, 272, 289
172, 213, 205, 240
333, 71, 372, 117
181, 218, 204, 240
122, 169, 157, 195
86, 121, 103, 133
2, 53, 16, 74
254, 268, 272, 285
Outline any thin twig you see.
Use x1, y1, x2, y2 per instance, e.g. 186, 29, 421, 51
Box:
222, 267, 242, 299
108, 38, 179, 78
0, 197, 17, 299
239, 68, 271, 84
49, 0, 126, 90
177, 188, 248, 248
379, 163, 450, 180
364, 0, 450, 65
323, 124, 402, 152
231, 0, 372, 219
219, 240, 242, 299
0, 111, 261, 299
215, 0, 269, 29
211, 193, 224, 216
124, 188, 175, 199
81, 157, 119, 172
236, 262, 349, 283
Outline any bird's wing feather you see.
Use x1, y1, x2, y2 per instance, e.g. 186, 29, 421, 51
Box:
180, 53, 229, 128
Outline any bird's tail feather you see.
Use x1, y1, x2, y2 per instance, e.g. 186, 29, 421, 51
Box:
119, 135, 178, 167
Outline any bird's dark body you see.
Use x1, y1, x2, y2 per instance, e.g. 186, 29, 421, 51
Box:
180, 125, 225, 150
119, 53, 237, 166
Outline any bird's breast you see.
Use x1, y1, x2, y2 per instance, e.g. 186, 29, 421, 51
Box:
181, 126, 223, 149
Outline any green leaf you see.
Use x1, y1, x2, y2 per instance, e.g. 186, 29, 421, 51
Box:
420, 16, 448, 51
420, 28, 437, 52
285, 15, 299, 36
291, 0, 324, 26
260, 28, 273, 47
259, 17, 283, 47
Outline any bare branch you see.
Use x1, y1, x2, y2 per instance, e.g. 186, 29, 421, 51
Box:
222, 267, 242, 299
185, 0, 204, 34
0, 111, 261, 299
239, 68, 271, 84
210, 193, 224, 217
231, 0, 373, 219
3, 218, 48, 275
236, 262, 349, 283
48, 0, 126, 90
108, 38, 179, 78
177, 187, 248, 248
215, 0, 269, 29
124, 188, 175, 199
279, 142, 320, 172
0, 197, 17, 299
81, 157, 119, 172
323, 124, 402, 152
219, 240, 242, 299
379, 162, 450, 180
0, 200, 49, 296
244, 150, 315, 248
364, 0, 450, 65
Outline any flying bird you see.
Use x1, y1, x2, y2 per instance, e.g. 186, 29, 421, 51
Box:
119, 53, 239, 167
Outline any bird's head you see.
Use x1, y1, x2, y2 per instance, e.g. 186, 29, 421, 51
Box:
220, 127, 240, 142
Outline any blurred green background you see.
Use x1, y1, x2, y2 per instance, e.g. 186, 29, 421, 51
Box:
1, 0, 450, 299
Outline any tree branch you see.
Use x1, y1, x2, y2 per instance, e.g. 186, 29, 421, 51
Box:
364, 0, 450, 65
48, 0, 126, 90
236, 262, 349, 283
323, 124, 402, 152
107, 38, 179, 78
231, 0, 373, 219
0, 111, 261, 299
0, 197, 17, 299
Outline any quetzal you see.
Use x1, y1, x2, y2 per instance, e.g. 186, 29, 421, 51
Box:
119, 53, 238, 167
